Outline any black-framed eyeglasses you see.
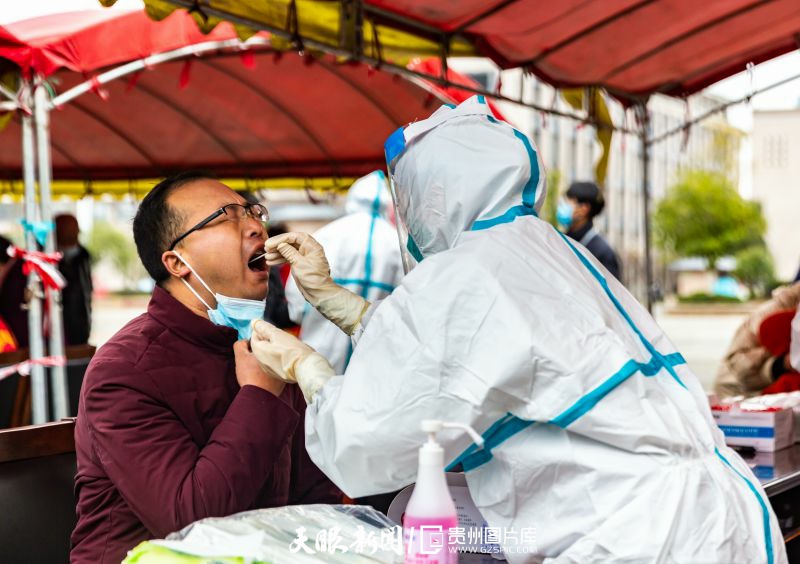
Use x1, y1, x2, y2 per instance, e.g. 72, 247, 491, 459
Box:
168, 203, 268, 250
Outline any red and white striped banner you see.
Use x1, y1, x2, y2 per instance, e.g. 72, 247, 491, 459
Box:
0, 355, 67, 382
8, 245, 66, 291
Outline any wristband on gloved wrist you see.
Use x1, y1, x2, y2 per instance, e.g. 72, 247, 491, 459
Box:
296, 352, 337, 403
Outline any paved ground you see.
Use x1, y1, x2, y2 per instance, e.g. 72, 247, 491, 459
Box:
89, 294, 149, 346
89, 296, 747, 392
653, 307, 746, 391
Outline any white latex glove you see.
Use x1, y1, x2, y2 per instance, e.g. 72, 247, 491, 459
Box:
250, 320, 335, 403
264, 232, 369, 335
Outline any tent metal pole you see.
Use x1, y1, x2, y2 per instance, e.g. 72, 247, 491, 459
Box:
0, 82, 17, 102
34, 81, 69, 420
639, 104, 653, 313
21, 83, 49, 424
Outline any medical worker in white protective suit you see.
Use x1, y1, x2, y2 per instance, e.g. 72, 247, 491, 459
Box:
285, 171, 403, 373
251, 96, 785, 564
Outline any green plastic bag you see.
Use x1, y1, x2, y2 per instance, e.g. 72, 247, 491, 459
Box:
123, 541, 265, 564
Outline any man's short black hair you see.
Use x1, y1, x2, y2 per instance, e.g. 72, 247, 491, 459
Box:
566, 181, 605, 218
133, 170, 217, 285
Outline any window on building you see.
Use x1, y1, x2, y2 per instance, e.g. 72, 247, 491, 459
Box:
762, 134, 789, 168
464, 71, 498, 92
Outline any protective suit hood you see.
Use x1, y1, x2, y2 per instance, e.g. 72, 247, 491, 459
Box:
384, 95, 547, 258
344, 170, 392, 218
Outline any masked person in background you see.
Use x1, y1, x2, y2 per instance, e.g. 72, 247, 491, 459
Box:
558, 181, 622, 281
285, 171, 402, 373
55, 214, 93, 346
71, 171, 339, 564
251, 96, 784, 563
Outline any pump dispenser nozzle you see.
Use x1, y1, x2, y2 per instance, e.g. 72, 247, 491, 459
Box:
421, 419, 484, 448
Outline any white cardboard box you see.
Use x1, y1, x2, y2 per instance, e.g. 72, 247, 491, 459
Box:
712, 406, 794, 452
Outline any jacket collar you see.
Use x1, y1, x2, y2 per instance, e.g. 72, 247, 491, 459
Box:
147, 285, 239, 355
567, 219, 594, 242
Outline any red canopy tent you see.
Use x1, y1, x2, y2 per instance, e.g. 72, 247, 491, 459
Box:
0, 9, 499, 185
134, 0, 800, 105
364, 0, 800, 102
0, 8, 499, 424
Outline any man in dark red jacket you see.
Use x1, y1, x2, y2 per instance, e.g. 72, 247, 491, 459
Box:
71, 171, 341, 564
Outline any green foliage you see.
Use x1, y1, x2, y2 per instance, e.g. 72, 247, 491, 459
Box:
654, 170, 766, 265
678, 293, 743, 304
85, 221, 146, 290
734, 245, 776, 299
542, 168, 562, 227
709, 126, 743, 180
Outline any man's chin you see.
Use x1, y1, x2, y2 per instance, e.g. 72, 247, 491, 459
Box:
242, 268, 269, 297
242, 279, 269, 301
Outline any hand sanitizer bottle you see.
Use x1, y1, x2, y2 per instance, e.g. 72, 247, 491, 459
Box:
403, 420, 484, 564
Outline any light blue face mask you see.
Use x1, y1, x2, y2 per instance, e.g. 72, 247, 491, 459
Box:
173, 251, 265, 340
556, 201, 575, 229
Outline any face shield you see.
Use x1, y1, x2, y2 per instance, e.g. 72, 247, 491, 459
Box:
387, 170, 421, 274
385, 125, 424, 274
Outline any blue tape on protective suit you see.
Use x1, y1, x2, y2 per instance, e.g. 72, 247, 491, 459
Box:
514, 129, 540, 209
472, 205, 530, 230
558, 231, 686, 389
361, 177, 383, 299
715, 447, 773, 564
384, 127, 406, 170
446, 413, 516, 472
470, 117, 540, 231
461, 416, 536, 472
334, 278, 395, 293
449, 353, 688, 473
550, 353, 686, 429
406, 235, 424, 263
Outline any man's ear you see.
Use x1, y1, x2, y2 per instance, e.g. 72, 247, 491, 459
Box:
162, 251, 190, 279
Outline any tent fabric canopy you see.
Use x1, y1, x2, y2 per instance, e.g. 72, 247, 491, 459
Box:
0, 9, 234, 78
119, 0, 800, 101
370, 0, 800, 99
0, 10, 498, 192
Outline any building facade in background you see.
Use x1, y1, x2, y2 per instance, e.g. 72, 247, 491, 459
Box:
752, 109, 800, 282
449, 59, 742, 302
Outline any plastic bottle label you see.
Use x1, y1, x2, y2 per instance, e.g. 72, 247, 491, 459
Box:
403, 515, 458, 564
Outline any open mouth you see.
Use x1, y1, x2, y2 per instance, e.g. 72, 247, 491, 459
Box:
247, 251, 268, 273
